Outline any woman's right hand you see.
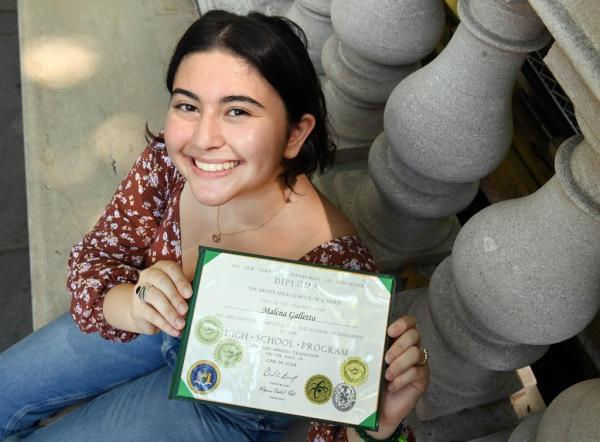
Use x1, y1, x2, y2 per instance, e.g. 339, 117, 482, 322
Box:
130, 260, 193, 337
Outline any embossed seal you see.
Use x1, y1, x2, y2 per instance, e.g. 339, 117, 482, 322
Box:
214, 338, 243, 368
304, 374, 333, 404
341, 357, 369, 386
195, 316, 223, 345
332, 383, 356, 412
187, 360, 221, 394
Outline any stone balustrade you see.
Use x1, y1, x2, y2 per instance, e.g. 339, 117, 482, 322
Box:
509, 379, 600, 441
283, 0, 332, 74
332, 0, 549, 270
401, 0, 600, 423
321, 0, 443, 159
410, 132, 600, 420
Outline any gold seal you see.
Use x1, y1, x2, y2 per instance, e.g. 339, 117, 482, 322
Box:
341, 357, 368, 386
304, 374, 333, 404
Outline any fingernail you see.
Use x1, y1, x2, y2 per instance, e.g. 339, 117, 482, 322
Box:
387, 325, 396, 335
183, 287, 193, 298
178, 303, 188, 314
175, 318, 185, 328
384, 353, 391, 365
385, 370, 392, 381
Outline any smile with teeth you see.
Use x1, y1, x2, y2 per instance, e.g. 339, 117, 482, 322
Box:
193, 159, 240, 172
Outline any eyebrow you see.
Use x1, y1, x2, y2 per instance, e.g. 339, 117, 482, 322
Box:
171, 88, 265, 109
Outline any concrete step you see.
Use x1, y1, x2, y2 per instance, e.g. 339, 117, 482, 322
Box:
19, 0, 198, 328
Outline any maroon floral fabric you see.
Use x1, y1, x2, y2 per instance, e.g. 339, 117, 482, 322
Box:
307, 423, 416, 442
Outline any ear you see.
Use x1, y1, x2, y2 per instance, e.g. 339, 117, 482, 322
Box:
283, 113, 316, 160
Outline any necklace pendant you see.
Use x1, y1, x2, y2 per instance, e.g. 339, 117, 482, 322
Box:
212, 233, 221, 243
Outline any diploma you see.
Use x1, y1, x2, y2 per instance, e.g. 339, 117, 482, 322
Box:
169, 247, 394, 430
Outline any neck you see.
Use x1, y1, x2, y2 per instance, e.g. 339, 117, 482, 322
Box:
218, 178, 290, 232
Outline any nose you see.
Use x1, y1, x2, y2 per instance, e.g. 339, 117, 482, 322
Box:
192, 111, 225, 150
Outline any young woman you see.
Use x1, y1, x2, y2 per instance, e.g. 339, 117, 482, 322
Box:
0, 11, 429, 441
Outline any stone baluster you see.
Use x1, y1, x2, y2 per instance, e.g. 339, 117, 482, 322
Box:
405, 132, 600, 420
402, 25, 600, 417
333, 0, 549, 269
283, 0, 333, 75
508, 379, 600, 440
320, 0, 444, 158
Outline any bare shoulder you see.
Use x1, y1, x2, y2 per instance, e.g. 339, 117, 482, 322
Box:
315, 189, 357, 239
286, 176, 357, 245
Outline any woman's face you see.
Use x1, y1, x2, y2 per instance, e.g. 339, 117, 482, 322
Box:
164, 50, 301, 206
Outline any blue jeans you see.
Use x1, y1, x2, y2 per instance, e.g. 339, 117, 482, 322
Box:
0, 313, 291, 441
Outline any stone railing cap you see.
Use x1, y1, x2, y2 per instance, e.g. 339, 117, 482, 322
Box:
528, 0, 600, 102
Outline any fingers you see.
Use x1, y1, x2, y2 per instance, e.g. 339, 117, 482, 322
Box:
385, 326, 420, 365
136, 300, 181, 337
153, 260, 194, 300
387, 315, 417, 338
133, 260, 193, 337
387, 363, 430, 393
142, 285, 186, 336
385, 344, 421, 382
143, 267, 189, 316
384, 315, 430, 393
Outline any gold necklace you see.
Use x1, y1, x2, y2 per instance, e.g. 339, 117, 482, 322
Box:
212, 192, 292, 243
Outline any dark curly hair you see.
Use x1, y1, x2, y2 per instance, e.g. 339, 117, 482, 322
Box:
152, 10, 336, 190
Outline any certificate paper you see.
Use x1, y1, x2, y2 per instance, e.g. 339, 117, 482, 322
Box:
169, 247, 394, 430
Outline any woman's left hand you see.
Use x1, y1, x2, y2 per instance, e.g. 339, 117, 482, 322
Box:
360, 315, 430, 440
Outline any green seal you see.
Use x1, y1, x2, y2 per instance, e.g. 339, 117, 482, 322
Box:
195, 316, 223, 345
214, 338, 243, 368
341, 357, 368, 386
304, 374, 333, 404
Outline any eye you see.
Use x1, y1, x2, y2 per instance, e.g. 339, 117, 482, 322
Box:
226, 108, 249, 117
174, 103, 198, 113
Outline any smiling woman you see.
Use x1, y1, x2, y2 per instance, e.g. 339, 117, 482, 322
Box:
0, 10, 427, 442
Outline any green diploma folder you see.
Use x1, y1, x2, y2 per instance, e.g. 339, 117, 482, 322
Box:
169, 247, 395, 430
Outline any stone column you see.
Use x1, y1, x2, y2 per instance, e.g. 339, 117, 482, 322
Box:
320, 0, 444, 159
403, 18, 600, 417
405, 130, 600, 420
333, 0, 549, 269
283, 0, 333, 75
508, 379, 600, 440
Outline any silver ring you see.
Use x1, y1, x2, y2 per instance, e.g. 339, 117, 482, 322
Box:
135, 283, 152, 303
418, 347, 429, 366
